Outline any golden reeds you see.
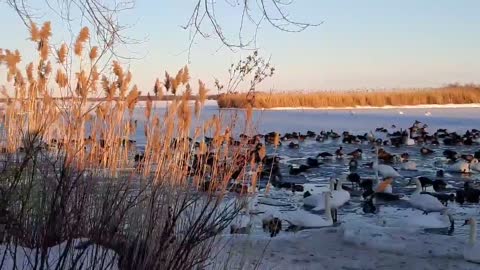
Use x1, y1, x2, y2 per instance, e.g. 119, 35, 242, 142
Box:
154, 78, 163, 98
181, 65, 190, 84
163, 71, 171, 92
218, 86, 480, 108
39, 22, 52, 40
89, 46, 99, 61
145, 93, 153, 120
112, 60, 124, 78
126, 85, 140, 114
29, 21, 41, 41
57, 43, 68, 64
194, 99, 200, 118
34, 22, 52, 61
90, 66, 100, 91
26, 63, 34, 82
2, 49, 21, 81
198, 80, 208, 105
1, 21, 259, 200
74, 27, 89, 56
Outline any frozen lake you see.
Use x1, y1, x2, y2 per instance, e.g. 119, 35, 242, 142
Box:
3, 101, 480, 269
131, 101, 480, 145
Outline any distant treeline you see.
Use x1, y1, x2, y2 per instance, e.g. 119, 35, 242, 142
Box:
217, 85, 480, 108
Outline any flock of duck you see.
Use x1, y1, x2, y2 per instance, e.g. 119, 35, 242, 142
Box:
229, 120, 480, 264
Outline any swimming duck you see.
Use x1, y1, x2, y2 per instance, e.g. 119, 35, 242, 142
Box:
443, 149, 458, 161
289, 164, 310, 175
463, 182, 480, 203
347, 172, 361, 188
348, 159, 358, 171
335, 146, 344, 158
306, 130, 316, 138
420, 192, 455, 206
317, 152, 333, 159
413, 176, 434, 191
420, 147, 434, 155
306, 157, 321, 167
348, 148, 363, 159
288, 141, 300, 149
400, 152, 410, 162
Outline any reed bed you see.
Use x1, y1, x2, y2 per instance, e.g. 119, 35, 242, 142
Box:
217, 86, 480, 108
0, 22, 259, 270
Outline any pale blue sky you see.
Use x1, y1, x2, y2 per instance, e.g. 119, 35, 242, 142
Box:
1, 0, 479, 93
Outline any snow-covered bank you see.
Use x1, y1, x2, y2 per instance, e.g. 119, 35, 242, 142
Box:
258, 103, 480, 111
214, 228, 479, 270
0, 240, 118, 269
132, 101, 480, 111
2, 228, 478, 270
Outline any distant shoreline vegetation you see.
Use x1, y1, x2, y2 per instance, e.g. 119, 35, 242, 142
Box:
216, 84, 480, 109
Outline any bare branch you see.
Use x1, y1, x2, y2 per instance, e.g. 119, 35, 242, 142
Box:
185, 0, 321, 50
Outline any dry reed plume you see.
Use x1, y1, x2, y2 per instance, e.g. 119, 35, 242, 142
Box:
0, 22, 258, 270
217, 86, 480, 108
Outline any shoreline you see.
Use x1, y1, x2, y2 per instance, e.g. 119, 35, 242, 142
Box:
218, 103, 480, 111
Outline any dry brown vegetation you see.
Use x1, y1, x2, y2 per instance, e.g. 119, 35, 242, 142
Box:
217, 86, 480, 108
0, 22, 261, 270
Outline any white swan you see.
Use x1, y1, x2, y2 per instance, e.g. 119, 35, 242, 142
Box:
367, 132, 375, 142
464, 218, 480, 264
445, 160, 471, 173
373, 163, 401, 178
343, 215, 464, 258
409, 179, 446, 213
312, 178, 350, 211
284, 192, 334, 228
377, 207, 453, 230
303, 179, 335, 208
403, 130, 415, 146
401, 160, 417, 171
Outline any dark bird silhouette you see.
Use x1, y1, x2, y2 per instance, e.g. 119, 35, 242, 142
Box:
289, 164, 310, 175
347, 173, 361, 188
317, 152, 333, 159
420, 192, 455, 206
